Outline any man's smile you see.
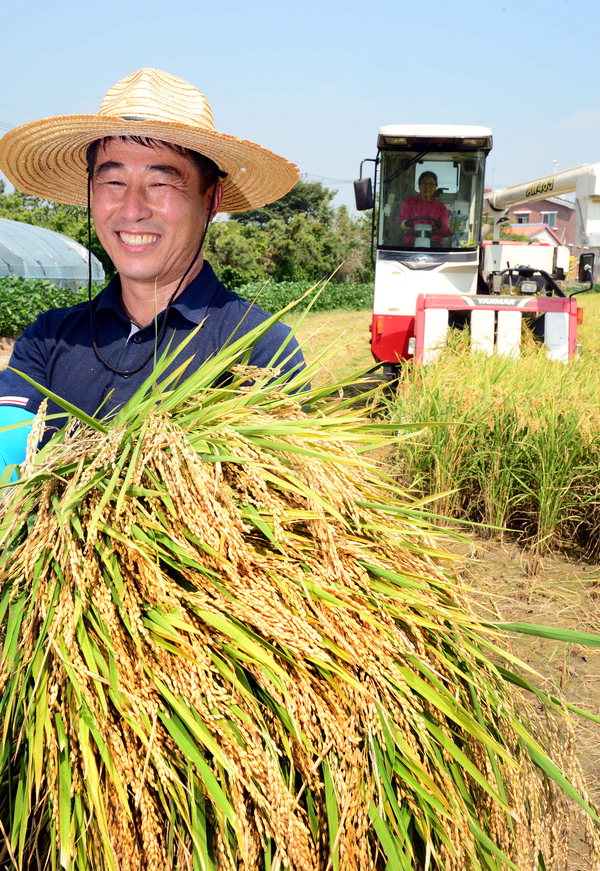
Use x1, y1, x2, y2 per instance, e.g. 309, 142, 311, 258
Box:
117, 231, 160, 246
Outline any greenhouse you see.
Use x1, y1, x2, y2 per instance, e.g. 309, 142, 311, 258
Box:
0, 218, 104, 289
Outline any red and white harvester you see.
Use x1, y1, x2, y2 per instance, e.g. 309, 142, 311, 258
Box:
354, 125, 599, 373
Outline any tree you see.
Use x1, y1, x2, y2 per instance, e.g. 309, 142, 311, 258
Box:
231, 179, 337, 227
204, 220, 268, 288
225, 179, 373, 284
330, 206, 373, 283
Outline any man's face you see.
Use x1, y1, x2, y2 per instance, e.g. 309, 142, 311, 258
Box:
91, 138, 220, 294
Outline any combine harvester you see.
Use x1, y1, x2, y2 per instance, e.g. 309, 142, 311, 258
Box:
354, 126, 599, 372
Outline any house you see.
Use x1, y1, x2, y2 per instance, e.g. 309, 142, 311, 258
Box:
505, 196, 575, 247
503, 223, 564, 246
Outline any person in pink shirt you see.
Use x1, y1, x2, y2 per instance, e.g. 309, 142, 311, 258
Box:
399, 171, 452, 247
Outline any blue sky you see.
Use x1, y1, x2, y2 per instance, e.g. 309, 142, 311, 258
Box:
1, 0, 599, 210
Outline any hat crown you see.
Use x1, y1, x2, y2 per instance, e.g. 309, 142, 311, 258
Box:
98, 68, 215, 132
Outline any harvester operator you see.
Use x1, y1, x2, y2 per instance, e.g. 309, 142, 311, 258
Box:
399, 170, 452, 247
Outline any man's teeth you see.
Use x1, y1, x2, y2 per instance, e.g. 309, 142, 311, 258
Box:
119, 232, 159, 245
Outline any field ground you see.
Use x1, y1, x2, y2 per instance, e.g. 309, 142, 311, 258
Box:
284, 308, 374, 383
449, 536, 599, 869
0, 296, 598, 866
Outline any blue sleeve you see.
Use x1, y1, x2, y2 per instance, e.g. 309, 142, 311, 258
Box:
0, 406, 36, 482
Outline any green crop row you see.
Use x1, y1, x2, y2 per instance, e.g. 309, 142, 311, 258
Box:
385, 313, 600, 559
0, 278, 103, 336
0, 277, 373, 337
237, 280, 373, 313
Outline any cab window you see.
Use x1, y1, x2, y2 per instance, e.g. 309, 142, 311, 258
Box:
378, 150, 486, 250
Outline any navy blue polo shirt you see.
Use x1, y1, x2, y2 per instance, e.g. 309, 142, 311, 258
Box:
0, 261, 304, 436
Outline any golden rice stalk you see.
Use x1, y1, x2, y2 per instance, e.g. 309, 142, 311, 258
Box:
0, 327, 598, 871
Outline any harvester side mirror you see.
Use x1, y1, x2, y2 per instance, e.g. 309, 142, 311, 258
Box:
569, 252, 595, 297
354, 177, 374, 211
578, 252, 595, 284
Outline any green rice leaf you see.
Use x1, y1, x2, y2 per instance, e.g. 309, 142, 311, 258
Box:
493, 622, 600, 647
159, 711, 236, 826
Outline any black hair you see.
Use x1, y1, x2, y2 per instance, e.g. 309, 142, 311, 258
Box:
85, 136, 224, 192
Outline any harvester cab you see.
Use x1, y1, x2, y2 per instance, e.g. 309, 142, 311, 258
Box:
355, 125, 599, 372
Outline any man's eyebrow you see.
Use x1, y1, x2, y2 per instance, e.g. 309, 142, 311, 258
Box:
94, 161, 184, 179
94, 160, 124, 176
146, 164, 184, 179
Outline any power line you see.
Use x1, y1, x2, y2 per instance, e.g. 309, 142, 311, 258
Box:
303, 173, 355, 186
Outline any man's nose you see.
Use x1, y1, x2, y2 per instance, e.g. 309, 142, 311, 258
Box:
119, 185, 152, 221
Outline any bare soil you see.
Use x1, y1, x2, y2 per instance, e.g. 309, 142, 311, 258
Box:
449, 536, 600, 869
0, 339, 14, 368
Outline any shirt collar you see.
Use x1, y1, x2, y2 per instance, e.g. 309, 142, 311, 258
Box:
95, 260, 222, 327
170, 260, 221, 325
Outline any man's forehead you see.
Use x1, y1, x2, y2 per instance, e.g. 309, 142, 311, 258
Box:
97, 136, 179, 157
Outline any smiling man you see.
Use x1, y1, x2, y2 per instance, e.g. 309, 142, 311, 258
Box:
88, 136, 222, 322
0, 69, 304, 467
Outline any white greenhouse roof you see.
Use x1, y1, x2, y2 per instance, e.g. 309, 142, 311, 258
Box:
0, 218, 104, 288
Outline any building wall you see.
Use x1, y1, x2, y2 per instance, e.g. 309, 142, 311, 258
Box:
506, 198, 575, 246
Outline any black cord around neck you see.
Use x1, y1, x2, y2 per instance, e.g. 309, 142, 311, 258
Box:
86, 173, 218, 377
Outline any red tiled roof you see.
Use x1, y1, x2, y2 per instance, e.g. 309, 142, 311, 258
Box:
505, 223, 563, 244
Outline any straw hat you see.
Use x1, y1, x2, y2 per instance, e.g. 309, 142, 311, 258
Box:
0, 68, 299, 213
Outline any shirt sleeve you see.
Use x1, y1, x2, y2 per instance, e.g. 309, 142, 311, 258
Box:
0, 318, 51, 415
214, 293, 306, 382
0, 405, 35, 481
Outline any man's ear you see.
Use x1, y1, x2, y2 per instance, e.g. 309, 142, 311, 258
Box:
209, 181, 223, 221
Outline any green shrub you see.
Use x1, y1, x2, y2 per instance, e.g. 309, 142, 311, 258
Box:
238, 280, 373, 313
0, 278, 102, 337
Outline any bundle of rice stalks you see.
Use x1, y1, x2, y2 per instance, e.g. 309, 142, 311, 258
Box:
0, 324, 598, 870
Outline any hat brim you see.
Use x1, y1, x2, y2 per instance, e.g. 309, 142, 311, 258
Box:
0, 115, 299, 212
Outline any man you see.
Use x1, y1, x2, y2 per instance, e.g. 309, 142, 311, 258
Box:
0, 68, 305, 469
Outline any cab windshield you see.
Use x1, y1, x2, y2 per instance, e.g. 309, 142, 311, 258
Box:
377, 150, 486, 250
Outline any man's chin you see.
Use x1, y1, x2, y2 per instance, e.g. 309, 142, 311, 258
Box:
115, 269, 167, 290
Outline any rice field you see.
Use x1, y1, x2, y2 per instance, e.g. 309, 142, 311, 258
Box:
287, 292, 600, 864
288, 292, 600, 559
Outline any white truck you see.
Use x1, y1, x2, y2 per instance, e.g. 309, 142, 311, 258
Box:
354, 125, 599, 372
